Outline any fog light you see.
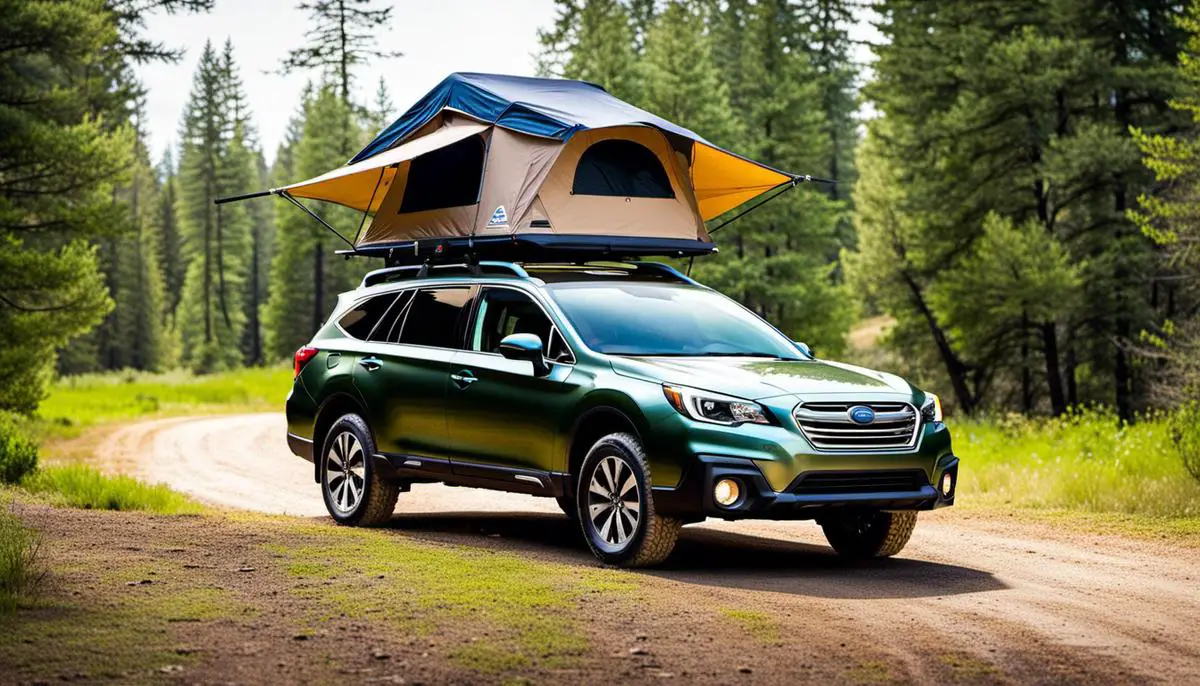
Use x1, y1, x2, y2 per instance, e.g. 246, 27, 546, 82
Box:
940, 472, 954, 498
714, 478, 741, 507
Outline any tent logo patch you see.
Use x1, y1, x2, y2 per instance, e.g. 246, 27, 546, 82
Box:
486, 205, 509, 228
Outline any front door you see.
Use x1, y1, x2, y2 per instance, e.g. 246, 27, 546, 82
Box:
353, 285, 475, 460
445, 286, 580, 478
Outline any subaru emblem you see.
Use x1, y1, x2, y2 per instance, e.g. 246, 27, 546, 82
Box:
848, 405, 876, 425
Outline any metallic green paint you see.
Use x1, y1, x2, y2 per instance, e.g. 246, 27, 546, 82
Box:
286, 273, 957, 510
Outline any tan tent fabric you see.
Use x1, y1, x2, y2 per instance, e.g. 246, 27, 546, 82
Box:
281, 118, 489, 212
358, 129, 492, 245
690, 143, 792, 220
474, 127, 563, 234
535, 126, 706, 241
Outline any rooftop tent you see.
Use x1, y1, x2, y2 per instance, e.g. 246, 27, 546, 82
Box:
255, 73, 803, 259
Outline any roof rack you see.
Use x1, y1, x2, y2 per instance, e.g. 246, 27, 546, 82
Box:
337, 234, 717, 267
361, 261, 529, 288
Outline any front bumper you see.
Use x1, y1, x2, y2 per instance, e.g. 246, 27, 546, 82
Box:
654, 453, 959, 521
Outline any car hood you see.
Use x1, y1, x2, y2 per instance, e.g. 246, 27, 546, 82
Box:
609, 356, 916, 401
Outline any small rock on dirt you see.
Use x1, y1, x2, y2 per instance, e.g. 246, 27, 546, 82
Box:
630, 647, 650, 656
737, 665, 753, 674
237, 566, 256, 572
158, 665, 184, 674
372, 649, 391, 660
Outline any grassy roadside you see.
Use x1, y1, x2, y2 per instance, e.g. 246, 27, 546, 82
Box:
35, 366, 291, 441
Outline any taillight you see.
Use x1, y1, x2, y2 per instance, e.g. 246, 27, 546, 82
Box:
294, 346, 319, 378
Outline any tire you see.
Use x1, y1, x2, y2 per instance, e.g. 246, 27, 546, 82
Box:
319, 414, 398, 527
820, 509, 917, 560
555, 496, 578, 521
575, 432, 680, 567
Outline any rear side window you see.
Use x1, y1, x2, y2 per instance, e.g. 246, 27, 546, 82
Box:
338, 293, 397, 340
367, 290, 415, 342
396, 287, 474, 348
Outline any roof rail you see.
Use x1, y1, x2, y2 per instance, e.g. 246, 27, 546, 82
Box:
361, 261, 529, 288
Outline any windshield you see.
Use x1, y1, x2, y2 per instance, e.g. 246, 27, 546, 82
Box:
547, 282, 805, 359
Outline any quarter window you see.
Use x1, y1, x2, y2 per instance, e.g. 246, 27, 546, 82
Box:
338, 293, 397, 340
367, 290, 415, 343
396, 287, 473, 349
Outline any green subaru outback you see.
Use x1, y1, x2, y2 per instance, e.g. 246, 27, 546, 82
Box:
285, 261, 958, 567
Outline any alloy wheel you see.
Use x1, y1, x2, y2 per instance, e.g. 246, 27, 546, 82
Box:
586, 455, 641, 549
325, 431, 365, 515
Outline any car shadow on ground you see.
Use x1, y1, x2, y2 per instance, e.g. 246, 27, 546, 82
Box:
381, 511, 1006, 600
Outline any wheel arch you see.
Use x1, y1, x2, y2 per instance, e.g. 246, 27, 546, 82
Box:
565, 399, 648, 496
311, 393, 370, 483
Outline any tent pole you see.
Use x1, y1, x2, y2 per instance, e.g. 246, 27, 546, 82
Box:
280, 191, 356, 250
352, 166, 388, 245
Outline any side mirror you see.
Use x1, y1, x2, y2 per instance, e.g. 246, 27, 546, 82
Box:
793, 341, 812, 357
498, 333, 550, 377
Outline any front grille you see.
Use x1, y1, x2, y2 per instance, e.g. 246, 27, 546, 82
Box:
793, 401, 919, 450
793, 470, 926, 495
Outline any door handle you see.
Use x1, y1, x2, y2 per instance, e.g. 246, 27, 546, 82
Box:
450, 369, 478, 389
358, 356, 382, 372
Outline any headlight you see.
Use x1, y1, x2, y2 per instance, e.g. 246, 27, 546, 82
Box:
921, 393, 943, 423
663, 384, 770, 426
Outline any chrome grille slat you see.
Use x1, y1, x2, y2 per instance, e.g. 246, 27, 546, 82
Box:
794, 401, 919, 450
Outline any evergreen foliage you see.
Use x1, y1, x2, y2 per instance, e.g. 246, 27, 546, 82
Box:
279, 0, 402, 102
848, 0, 1188, 418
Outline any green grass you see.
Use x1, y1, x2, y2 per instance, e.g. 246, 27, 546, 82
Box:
20, 464, 203, 515
0, 508, 43, 613
719, 608, 780, 643
956, 408, 1200, 518
271, 524, 634, 674
36, 366, 292, 439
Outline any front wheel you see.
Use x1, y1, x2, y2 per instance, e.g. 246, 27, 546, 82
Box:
820, 510, 917, 559
320, 414, 398, 527
576, 433, 680, 567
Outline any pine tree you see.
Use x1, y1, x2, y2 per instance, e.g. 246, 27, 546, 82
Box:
95, 105, 170, 372
537, 0, 642, 102
263, 84, 369, 360
279, 0, 401, 103
0, 0, 209, 411
157, 149, 185, 324
693, 0, 851, 353
175, 41, 254, 373
639, 1, 739, 146
850, 0, 1187, 416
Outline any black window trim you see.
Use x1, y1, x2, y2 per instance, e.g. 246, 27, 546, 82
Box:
465, 284, 576, 366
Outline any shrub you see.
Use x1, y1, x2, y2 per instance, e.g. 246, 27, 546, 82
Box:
21, 464, 201, 514
0, 506, 44, 613
0, 412, 38, 485
1169, 403, 1200, 484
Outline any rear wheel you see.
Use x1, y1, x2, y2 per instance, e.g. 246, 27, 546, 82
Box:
820, 510, 917, 559
320, 414, 398, 527
576, 433, 680, 567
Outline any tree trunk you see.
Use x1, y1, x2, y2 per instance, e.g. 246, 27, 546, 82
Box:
1041, 322, 1067, 416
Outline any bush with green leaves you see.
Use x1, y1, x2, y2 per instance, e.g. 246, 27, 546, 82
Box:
0, 412, 38, 485
1169, 403, 1200, 485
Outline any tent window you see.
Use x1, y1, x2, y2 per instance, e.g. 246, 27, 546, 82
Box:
399, 135, 485, 213
572, 140, 674, 199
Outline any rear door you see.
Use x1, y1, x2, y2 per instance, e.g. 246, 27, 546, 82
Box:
353, 285, 475, 460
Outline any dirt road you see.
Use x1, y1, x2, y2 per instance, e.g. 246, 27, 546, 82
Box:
98, 414, 1200, 684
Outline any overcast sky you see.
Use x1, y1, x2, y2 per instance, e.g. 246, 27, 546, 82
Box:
135, 0, 557, 164
135, 0, 877, 167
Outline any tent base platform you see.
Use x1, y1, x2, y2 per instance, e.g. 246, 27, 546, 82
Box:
338, 234, 718, 267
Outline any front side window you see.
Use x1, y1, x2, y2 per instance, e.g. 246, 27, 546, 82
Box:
396, 287, 473, 349
547, 283, 803, 359
338, 293, 397, 340
470, 288, 573, 362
